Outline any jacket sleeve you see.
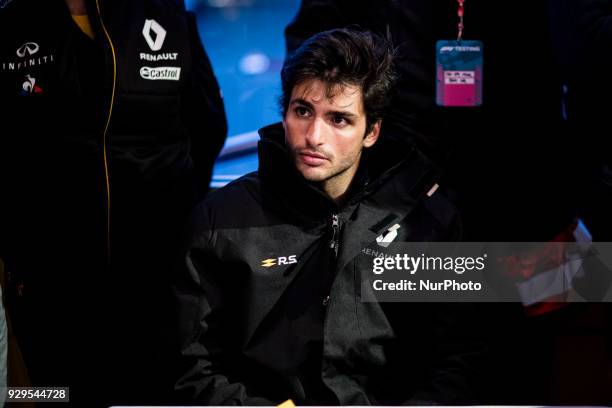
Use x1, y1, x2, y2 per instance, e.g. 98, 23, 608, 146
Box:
174, 205, 272, 405
182, 12, 228, 198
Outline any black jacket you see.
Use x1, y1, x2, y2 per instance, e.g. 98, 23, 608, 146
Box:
0, 0, 226, 261
0, 0, 226, 404
175, 123, 484, 405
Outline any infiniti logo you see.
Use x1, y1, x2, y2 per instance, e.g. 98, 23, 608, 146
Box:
16, 42, 40, 58
3, 42, 54, 72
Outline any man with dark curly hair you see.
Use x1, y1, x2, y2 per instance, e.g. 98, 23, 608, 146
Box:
175, 28, 484, 405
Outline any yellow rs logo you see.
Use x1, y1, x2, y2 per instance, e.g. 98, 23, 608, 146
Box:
261, 258, 276, 268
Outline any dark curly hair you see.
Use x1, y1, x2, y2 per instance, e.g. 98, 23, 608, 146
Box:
281, 27, 396, 134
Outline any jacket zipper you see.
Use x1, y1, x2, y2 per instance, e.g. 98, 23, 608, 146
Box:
329, 213, 340, 257
323, 213, 340, 307
321, 213, 339, 398
95, 0, 117, 260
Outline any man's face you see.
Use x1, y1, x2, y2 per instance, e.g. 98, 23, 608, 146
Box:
283, 79, 380, 200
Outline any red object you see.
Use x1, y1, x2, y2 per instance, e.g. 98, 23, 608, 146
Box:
497, 221, 580, 317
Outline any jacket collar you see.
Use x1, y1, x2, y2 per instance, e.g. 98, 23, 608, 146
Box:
257, 123, 337, 224
257, 122, 441, 225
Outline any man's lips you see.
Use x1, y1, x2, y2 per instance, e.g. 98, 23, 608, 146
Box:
298, 151, 329, 166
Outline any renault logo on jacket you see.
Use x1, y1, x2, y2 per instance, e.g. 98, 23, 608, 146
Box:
376, 224, 401, 248
142, 19, 166, 51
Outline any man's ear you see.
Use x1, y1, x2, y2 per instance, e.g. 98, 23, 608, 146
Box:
363, 120, 381, 148
282, 118, 288, 142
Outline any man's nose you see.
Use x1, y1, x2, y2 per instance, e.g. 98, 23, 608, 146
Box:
305, 117, 325, 146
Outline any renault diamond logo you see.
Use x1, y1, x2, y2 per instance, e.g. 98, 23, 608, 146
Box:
142, 19, 166, 51
16, 42, 40, 57
376, 224, 401, 248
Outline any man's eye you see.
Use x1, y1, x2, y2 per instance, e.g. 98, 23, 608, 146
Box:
332, 115, 348, 126
295, 107, 310, 117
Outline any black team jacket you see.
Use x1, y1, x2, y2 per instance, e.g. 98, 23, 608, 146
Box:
0, 0, 226, 405
175, 123, 485, 405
